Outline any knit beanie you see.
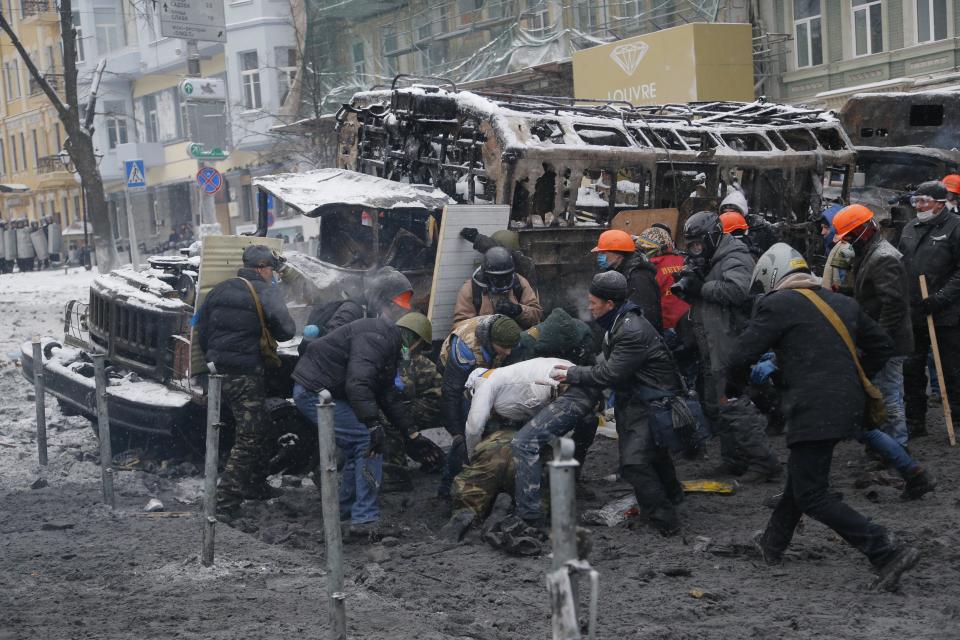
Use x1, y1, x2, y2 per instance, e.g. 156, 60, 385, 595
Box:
589, 271, 628, 303
489, 315, 521, 348
637, 226, 673, 254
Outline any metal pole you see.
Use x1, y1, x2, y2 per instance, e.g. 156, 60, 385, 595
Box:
81, 185, 91, 271
316, 390, 347, 640
201, 375, 222, 566
124, 188, 141, 268
91, 353, 115, 508
31, 337, 47, 466
549, 436, 580, 638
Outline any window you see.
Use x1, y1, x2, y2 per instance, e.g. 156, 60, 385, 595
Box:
105, 101, 128, 149
794, 0, 823, 67
5, 60, 21, 99
72, 12, 85, 63
910, 104, 944, 126
852, 0, 883, 56
240, 51, 261, 110
31, 129, 39, 166
525, 0, 549, 32
9, 135, 17, 172
94, 8, 123, 53
0, 139, 5, 175
276, 47, 297, 105
19, 133, 27, 169
352, 43, 365, 77
62, 196, 69, 224
74, 195, 81, 222
54, 123, 61, 153
916, 0, 948, 43
143, 94, 159, 143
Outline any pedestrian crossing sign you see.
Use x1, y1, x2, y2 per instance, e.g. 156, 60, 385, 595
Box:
125, 159, 146, 189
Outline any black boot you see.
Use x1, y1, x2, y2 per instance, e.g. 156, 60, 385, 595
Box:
872, 546, 921, 592
901, 468, 936, 500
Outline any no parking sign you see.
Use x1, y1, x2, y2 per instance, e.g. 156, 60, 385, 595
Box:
196, 167, 223, 195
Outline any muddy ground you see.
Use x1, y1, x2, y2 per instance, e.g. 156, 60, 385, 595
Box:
1, 269, 959, 640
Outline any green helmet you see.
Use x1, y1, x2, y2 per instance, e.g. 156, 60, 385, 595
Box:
395, 311, 433, 345
490, 229, 520, 253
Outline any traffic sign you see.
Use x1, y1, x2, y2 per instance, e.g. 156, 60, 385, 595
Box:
125, 159, 146, 189
196, 167, 223, 195
179, 78, 226, 101
159, 0, 226, 43
186, 143, 229, 160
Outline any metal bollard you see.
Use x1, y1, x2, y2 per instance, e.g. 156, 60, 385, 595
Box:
201, 375, 223, 567
316, 390, 347, 640
547, 436, 599, 640
91, 353, 115, 509
31, 337, 47, 466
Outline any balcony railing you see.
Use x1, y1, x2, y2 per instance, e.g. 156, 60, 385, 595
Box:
21, 0, 52, 17
37, 155, 68, 175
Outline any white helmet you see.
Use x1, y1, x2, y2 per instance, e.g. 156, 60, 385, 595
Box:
751, 243, 810, 294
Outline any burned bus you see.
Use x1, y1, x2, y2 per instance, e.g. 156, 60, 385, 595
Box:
336, 83, 857, 272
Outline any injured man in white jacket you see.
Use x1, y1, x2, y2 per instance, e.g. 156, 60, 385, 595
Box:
463, 357, 574, 460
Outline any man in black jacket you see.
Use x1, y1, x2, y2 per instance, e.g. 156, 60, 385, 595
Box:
591, 229, 662, 332
553, 271, 685, 535
726, 243, 919, 592
197, 244, 296, 511
291, 297, 428, 536
899, 180, 960, 438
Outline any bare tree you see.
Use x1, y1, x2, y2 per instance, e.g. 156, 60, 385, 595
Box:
0, 0, 118, 272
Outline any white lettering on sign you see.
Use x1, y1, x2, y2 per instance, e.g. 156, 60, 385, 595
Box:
607, 83, 658, 103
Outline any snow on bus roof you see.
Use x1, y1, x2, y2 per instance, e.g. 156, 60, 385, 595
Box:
253, 168, 455, 217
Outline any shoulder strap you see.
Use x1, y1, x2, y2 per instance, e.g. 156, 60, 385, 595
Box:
471, 278, 483, 313
794, 288, 869, 385
236, 277, 269, 334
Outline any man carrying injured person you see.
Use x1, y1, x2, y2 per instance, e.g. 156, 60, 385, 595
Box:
443, 357, 600, 540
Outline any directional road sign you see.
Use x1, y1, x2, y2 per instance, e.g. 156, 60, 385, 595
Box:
159, 0, 226, 43
196, 167, 223, 195
125, 159, 146, 189
186, 143, 229, 160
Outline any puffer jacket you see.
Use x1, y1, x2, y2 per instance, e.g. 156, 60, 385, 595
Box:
292, 318, 412, 431
692, 234, 754, 373
197, 268, 296, 374
614, 252, 662, 333
724, 285, 894, 445
851, 234, 914, 356
898, 209, 960, 326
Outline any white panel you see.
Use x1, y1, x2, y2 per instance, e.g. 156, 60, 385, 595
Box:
427, 204, 511, 338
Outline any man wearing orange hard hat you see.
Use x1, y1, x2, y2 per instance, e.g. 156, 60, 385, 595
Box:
591, 228, 662, 332
942, 174, 960, 212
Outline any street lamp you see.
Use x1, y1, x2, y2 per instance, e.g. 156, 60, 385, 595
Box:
58, 147, 103, 270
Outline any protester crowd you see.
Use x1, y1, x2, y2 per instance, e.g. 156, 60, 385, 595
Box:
195, 176, 960, 594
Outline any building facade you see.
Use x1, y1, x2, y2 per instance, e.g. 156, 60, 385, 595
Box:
758, 0, 960, 107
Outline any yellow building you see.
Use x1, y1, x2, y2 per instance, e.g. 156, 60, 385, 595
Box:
0, 1, 84, 230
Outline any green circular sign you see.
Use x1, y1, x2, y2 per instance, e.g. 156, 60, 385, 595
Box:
183, 82, 193, 95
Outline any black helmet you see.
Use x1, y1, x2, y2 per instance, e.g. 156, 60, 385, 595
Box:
914, 180, 948, 201
683, 211, 723, 261
242, 244, 278, 268
482, 246, 516, 293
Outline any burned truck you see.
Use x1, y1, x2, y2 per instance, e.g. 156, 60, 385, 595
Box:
336, 83, 857, 270
19, 170, 454, 448
837, 89, 960, 232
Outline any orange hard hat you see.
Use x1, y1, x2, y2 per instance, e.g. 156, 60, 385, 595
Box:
943, 174, 960, 195
592, 229, 636, 253
833, 204, 874, 238
392, 290, 413, 310
719, 211, 749, 234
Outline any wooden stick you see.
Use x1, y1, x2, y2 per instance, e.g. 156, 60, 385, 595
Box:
920, 275, 957, 446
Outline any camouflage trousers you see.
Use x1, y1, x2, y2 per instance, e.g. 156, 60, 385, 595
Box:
218, 374, 270, 505
452, 429, 518, 520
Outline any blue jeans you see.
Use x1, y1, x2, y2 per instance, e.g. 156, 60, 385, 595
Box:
293, 383, 382, 524
858, 428, 919, 477
871, 356, 907, 445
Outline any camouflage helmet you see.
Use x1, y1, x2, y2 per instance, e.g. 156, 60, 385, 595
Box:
395, 311, 433, 345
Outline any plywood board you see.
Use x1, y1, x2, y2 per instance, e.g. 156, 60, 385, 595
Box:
427, 205, 511, 338
610, 208, 680, 237
190, 235, 284, 375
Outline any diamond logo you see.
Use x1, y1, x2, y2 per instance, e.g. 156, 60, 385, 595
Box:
609, 41, 650, 76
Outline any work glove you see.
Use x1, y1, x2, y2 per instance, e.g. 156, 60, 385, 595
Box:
670, 272, 704, 302
921, 293, 948, 316
459, 227, 479, 243
495, 299, 523, 318
365, 422, 386, 457
750, 352, 778, 385
405, 431, 444, 473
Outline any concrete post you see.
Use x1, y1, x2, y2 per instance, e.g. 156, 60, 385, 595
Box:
201, 375, 222, 567
91, 353, 115, 509
316, 390, 347, 640
31, 337, 47, 466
